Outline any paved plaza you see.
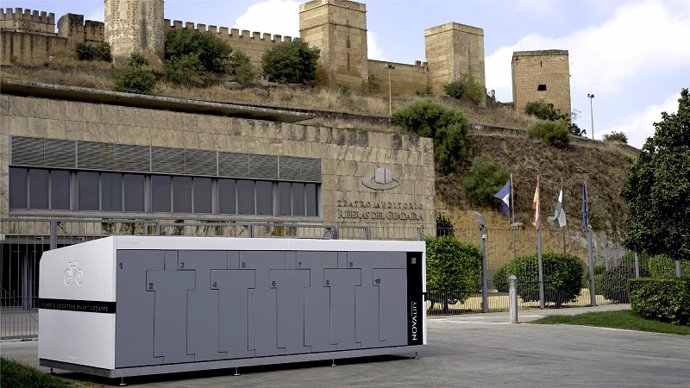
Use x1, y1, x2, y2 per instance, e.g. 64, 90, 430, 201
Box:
2, 304, 689, 387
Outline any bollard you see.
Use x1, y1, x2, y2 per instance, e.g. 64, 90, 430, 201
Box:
509, 275, 518, 324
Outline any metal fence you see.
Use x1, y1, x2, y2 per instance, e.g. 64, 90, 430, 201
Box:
0, 217, 645, 339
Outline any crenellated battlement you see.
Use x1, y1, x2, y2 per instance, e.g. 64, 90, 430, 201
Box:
0, 8, 55, 24
164, 19, 299, 43
0, 8, 56, 34
57, 13, 105, 45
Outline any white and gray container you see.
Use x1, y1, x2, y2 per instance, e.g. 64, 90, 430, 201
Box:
39, 236, 426, 378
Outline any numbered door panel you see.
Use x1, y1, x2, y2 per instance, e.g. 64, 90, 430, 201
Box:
115, 250, 166, 368
116, 249, 414, 369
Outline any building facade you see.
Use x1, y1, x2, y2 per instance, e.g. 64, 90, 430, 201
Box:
0, 80, 436, 301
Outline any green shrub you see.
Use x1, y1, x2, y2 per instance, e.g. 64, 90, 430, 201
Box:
493, 253, 584, 307
492, 264, 511, 293
391, 98, 468, 175
338, 83, 352, 96
603, 131, 629, 144
425, 236, 482, 312
647, 254, 690, 278
163, 54, 204, 86
363, 74, 382, 94
525, 100, 567, 121
461, 155, 510, 206
528, 119, 570, 148
261, 40, 320, 84
165, 28, 231, 73
629, 278, 690, 325
436, 213, 454, 237
0, 357, 70, 388
75, 42, 112, 62
113, 55, 157, 95
444, 73, 484, 105
597, 263, 634, 302
228, 50, 254, 85
126, 52, 149, 68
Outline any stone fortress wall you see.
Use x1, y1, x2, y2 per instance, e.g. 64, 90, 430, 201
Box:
0, 0, 570, 112
162, 21, 300, 71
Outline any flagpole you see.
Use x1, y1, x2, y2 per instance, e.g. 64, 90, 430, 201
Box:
561, 178, 566, 255
510, 173, 516, 258
535, 175, 545, 309
584, 180, 596, 306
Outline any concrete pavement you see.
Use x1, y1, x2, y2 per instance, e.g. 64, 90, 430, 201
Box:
2, 304, 689, 387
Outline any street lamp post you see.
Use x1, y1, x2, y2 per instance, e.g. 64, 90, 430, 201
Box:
386, 64, 395, 117
587, 93, 595, 140
473, 211, 489, 313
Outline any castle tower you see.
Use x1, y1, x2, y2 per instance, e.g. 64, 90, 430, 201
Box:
299, 0, 368, 89
104, 0, 164, 65
424, 22, 485, 97
511, 50, 571, 117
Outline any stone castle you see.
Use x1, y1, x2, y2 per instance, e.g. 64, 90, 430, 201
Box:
0, 0, 570, 114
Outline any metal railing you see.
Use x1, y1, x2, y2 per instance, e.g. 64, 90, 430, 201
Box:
1, 217, 637, 338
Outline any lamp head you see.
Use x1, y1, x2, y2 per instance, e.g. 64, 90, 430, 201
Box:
473, 211, 485, 228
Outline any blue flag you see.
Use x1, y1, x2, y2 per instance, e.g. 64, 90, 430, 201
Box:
494, 178, 511, 217
581, 182, 589, 231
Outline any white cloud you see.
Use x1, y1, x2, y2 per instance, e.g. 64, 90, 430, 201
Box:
85, 9, 103, 22
486, 0, 690, 101
233, 0, 299, 38
602, 92, 679, 148
367, 31, 386, 61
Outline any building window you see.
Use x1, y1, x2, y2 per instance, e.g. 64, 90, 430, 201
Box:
538, 84, 547, 91
78, 171, 99, 211
29, 169, 49, 209
256, 181, 273, 216
102, 173, 123, 211
305, 183, 318, 217
193, 177, 212, 214
237, 180, 255, 215
9, 167, 28, 209
278, 182, 292, 216
8, 168, 320, 218
218, 179, 236, 215
51, 170, 71, 210
292, 183, 306, 216
124, 174, 145, 212
151, 175, 172, 213
172, 176, 192, 213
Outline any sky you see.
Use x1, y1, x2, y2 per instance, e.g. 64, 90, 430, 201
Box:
2, 0, 689, 149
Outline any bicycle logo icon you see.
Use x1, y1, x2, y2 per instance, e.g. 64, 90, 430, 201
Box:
63, 261, 84, 286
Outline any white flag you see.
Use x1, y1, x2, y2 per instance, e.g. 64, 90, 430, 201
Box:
553, 188, 566, 228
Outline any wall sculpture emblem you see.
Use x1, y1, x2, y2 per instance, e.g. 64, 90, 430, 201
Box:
362, 167, 400, 190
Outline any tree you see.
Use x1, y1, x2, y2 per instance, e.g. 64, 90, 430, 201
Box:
425, 236, 482, 313
525, 100, 565, 121
603, 131, 628, 144
228, 51, 254, 86
75, 42, 112, 62
261, 40, 320, 84
165, 28, 231, 73
461, 155, 510, 206
391, 98, 469, 174
621, 89, 690, 263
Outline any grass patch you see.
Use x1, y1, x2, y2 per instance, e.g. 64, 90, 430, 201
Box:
0, 357, 72, 388
532, 310, 690, 335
